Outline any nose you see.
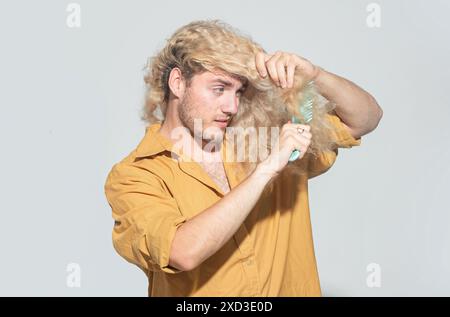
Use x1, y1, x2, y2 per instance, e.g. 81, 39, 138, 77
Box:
220, 93, 239, 115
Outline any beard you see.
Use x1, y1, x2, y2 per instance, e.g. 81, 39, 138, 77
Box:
178, 92, 196, 136
178, 93, 223, 145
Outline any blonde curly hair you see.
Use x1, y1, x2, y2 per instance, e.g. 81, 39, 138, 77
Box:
141, 20, 340, 179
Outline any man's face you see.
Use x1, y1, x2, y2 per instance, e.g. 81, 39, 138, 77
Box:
178, 70, 245, 143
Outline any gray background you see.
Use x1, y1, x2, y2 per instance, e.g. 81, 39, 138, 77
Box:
1, 0, 449, 296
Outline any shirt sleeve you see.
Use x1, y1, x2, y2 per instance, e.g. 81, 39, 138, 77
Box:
104, 161, 187, 274
307, 112, 362, 179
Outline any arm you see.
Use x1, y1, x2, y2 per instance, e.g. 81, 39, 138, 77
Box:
255, 51, 383, 140
105, 121, 310, 274
313, 67, 383, 139
169, 164, 274, 271
170, 121, 312, 271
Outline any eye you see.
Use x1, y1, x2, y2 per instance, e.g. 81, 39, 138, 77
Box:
213, 86, 225, 95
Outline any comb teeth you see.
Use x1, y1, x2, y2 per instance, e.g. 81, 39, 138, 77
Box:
288, 81, 315, 162
297, 80, 315, 124
300, 99, 313, 123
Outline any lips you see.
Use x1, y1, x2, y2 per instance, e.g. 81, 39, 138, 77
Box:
215, 118, 229, 122
214, 118, 229, 124
214, 119, 229, 128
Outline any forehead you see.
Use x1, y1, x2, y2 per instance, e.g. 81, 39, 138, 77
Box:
195, 70, 245, 87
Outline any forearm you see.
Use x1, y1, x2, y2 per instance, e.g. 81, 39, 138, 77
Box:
313, 67, 383, 135
169, 164, 275, 271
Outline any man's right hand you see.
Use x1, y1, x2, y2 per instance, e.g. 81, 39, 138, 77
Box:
256, 121, 312, 178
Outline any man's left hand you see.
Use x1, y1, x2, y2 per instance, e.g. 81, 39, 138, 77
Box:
255, 51, 321, 89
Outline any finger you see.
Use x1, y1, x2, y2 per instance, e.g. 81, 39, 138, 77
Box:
266, 52, 282, 86
264, 53, 274, 62
286, 62, 297, 88
276, 56, 288, 88
288, 128, 312, 140
295, 123, 311, 132
284, 123, 311, 132
283, 132, 311, 158
255, 52, 267, 78
300, 131, 312, 140
284, 128, 312, 143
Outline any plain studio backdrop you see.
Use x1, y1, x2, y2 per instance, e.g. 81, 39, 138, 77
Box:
0, 0, 449, 296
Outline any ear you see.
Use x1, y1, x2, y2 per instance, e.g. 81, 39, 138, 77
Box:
167, 67, 186, 99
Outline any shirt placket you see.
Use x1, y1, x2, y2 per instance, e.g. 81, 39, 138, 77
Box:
221, 139, 261, 296
232, 224, 260, 296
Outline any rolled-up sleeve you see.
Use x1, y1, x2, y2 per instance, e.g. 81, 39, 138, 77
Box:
307, 112, 362, 179
326, 111, 362, 149
104, 162, 187, 274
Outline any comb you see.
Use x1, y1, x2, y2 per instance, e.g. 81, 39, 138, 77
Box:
288, 80, 314, 162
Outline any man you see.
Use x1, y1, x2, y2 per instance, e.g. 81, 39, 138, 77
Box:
104, 20, 382, 296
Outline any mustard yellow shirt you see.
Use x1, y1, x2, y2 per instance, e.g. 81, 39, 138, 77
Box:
104, 113, 361, 296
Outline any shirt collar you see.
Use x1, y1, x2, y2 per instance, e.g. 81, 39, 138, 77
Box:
135, 123, 227, 161
135, 123, 247, 194
135, 123, 174, 158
